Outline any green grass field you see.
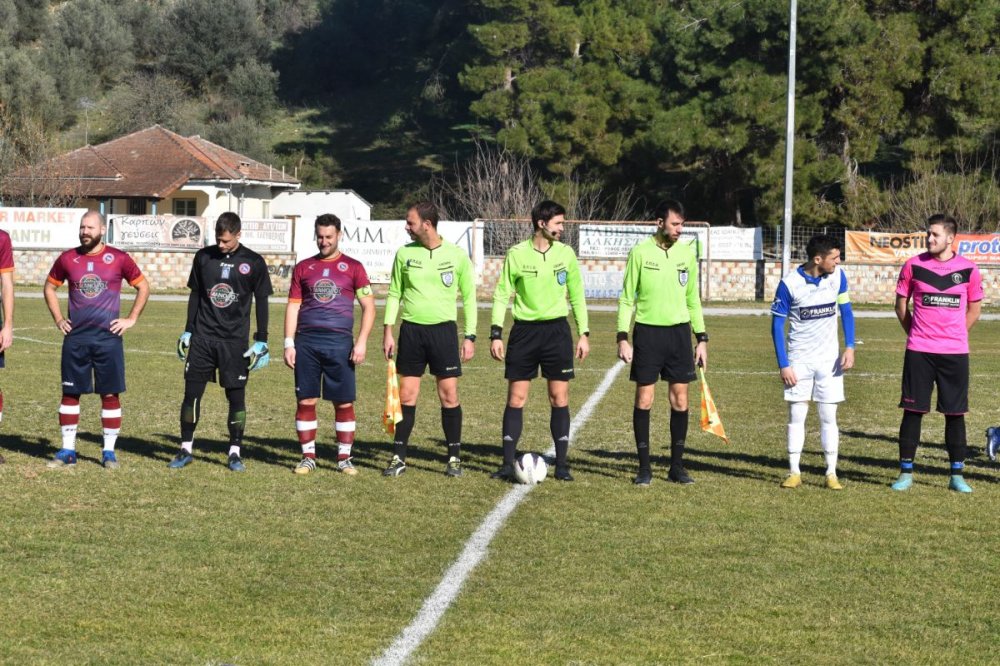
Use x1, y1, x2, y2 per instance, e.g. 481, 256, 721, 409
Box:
1, 297, 998, 665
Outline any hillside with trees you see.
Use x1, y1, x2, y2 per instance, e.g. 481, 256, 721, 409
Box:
1, 0, 998, 226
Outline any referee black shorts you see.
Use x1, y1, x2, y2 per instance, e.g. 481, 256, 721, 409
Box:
630, 322, 696, 385
899, 349, 969, 415
396, 320, 462, 378
505, 317, 575, 381
184, 335, 250, 389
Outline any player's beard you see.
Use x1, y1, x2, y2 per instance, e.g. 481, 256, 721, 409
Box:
80, 233, 103, 253
655, 227, 676, 248
928, 240, 950, 258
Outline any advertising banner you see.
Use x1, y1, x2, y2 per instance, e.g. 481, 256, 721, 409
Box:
109, 215, 206, 249
579, 224, 653, 258
708, 226, 762, 260
582, 270, 625, 299
579, 224, 704, 259
955, 234, 1000, 264
0, 207, 87, 248
846, 231, 1000, 265
844, 231, 926, 263
240, 218, 293, 253
337, 220, 483, 283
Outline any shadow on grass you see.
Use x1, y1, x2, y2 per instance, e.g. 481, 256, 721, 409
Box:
842, 429, 897, 445
0, 433, 57, 461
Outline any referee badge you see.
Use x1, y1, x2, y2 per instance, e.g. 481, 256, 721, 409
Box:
678, 268, 689, 286
441, 271, 454, 287
556, 269, 567, 285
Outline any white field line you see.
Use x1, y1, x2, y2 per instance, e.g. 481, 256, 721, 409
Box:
14, 335, 174, 356
372, 360, 627, 666
13, 333, 994, 380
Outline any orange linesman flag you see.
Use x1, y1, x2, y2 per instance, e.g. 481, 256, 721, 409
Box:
383, 358, 403, 435
699, 366, 729, 444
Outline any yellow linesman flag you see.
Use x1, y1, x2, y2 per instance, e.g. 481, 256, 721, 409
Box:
383, 358, 403, 435
699, 366, 729, 444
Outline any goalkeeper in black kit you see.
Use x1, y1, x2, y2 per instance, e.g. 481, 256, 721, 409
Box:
170, 212, 273, 471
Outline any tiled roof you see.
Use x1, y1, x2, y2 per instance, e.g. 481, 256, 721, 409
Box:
3, 125, 299, 199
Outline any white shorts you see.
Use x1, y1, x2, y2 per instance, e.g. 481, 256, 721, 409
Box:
783, 357, 845, 403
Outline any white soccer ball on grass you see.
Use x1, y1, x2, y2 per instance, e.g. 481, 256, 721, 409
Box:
513, 452, 548, 485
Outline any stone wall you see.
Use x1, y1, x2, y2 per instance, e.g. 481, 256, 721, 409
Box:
702, 260, 1000, 305
16, 248, 997, 306
13, 248, 298, 293
476, 256, 1000, 305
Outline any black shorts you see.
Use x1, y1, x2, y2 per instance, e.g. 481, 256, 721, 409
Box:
630, 322, 696, 385
899, 350, 969, 414
396, 321, 462, 378
61, 334, 126, 394
185, 336, 249, 389
294, 332, 356, 403
505, 318, 574, 381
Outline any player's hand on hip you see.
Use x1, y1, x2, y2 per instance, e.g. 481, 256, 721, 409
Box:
351, 340, 367, 365
461, 338, 475, 362
780, 366, 797, 387
283, 347, 296, 369
617, 340, 633, 364
110, 317, 135, 336
576, 335, 590, 361
244, 341, 270, 371
56, 318, 73, 336
840, 347, 855, 371
177, 331, 191, 360
490, 339, 505, 361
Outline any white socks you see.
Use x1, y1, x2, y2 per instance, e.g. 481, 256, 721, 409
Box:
787, 401, 808, 474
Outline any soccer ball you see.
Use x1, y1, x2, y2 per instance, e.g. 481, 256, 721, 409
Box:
513, 453, 548, 485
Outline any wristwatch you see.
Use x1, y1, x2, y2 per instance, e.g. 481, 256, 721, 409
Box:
464, 334, 477, 342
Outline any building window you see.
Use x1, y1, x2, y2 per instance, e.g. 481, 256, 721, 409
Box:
262, 201, 270, 218
173, 198, 197, 216
127, 199, 146, 215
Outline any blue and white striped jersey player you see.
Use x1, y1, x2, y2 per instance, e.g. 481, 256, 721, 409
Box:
770, 234, 856, 490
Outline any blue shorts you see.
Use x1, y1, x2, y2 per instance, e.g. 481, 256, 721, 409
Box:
61, 334, 126, 394
294, 333, 356, 403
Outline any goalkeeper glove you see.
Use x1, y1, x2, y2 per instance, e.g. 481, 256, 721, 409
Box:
177, 332, 192, 361
243, 340, 270, 371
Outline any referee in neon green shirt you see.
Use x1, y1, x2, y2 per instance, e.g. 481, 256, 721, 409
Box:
382, 202, 477, 478
617, 200, 708, 486
489, 200, 589, 481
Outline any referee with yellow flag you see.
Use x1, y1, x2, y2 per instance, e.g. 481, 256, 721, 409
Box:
616, 200, 708, 486
381, 202, 477, 478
